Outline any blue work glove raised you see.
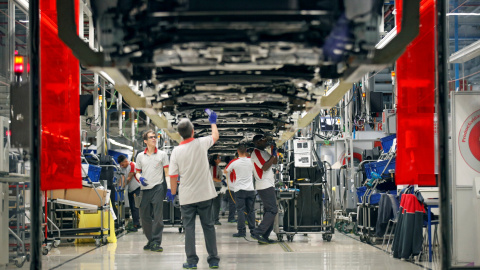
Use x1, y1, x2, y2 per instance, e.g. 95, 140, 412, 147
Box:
221, 179, 227, 187
205, 109, 217, 124
166, 189, 176, 202
139, 177, 149, 187
271, 146, 277, 157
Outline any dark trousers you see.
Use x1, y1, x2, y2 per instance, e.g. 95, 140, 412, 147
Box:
127, 188, 141, 226
235, 190, 256, 235
226, 191, 236, 222
181, 199, 220, 265
253, 187, 278, 238
139, 184, 166, 245
212, 192, 222, 223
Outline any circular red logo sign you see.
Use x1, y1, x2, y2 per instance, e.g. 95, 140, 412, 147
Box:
458, 109, 480, 173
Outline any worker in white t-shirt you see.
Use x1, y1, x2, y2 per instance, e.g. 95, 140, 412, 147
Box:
250, 134, 278, 245
225, 143, 257, 239
169, 109, 220, 269
135, 130, 169, 252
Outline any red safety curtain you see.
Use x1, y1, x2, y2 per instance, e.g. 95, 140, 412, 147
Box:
395, 0, 437, 186
40, 0, 82, 190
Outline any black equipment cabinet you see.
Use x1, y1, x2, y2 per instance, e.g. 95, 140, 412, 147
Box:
284, 183, 324, 232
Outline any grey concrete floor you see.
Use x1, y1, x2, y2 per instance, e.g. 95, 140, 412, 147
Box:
8, 215, 436, 270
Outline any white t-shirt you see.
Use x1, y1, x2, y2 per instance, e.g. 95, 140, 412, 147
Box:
169, 136, 217, 205
225, 167, 237, 192
120, 161, 140, 193
225, 157, 254, 191
250, 148, 275, 190
135, 148, 169, 190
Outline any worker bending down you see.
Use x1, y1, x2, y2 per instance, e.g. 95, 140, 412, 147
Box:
250, 135, 278, 244
225, 143, 256, 238
209, 154, 224, 225
135, 130, 169, 252
169, 109, 221, 269
117, 155, 141, 232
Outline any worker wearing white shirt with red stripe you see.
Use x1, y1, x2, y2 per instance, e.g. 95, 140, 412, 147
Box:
225, 143, 256, 238
169, 109, 220, 269
135, 130, 169, 252
250, 134, 278, 244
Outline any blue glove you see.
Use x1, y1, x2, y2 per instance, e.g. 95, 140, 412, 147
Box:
271, 146, 277, 157
205, 108, 217, 124
139, 177, 149, 186
221, 179, 227, 187
166, 189, 176, 202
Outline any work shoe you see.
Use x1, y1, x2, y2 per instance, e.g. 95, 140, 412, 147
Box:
228, 219, 237, 223
232, 232, 246, 238
256, 235, 269, 245
215, 221, 222, 225
143, 241, 152, 250
127, 226, 138, 232
182, 263, 197, 269
265, 237, 277, 244
250, 234, 259, 240
150, 243, 163, 252
209, 262, 219, 269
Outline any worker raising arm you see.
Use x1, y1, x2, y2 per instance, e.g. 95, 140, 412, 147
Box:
168, 109, 220, 269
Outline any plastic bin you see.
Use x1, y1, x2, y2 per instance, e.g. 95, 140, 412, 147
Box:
364, 158, 396, 179
87, 164, 102, 182
380, 134, 396, 152
357, 187, 396, 205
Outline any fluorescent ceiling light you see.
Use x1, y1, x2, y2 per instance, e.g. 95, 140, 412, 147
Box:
446, 13, 480, 16
375, 27, 397, 49
449, 39, 480, 63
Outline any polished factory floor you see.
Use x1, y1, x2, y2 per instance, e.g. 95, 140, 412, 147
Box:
13, 216, 435, 270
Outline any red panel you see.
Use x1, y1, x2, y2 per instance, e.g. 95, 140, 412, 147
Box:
395, 0, 437, 186
40, 0, 82, 190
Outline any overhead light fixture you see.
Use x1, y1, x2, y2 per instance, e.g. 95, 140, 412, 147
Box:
449, 39, 480, 63
375, 26, 397, 49
446, 13, 480, 16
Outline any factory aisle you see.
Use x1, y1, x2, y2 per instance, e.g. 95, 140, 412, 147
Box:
30, 217, 431, 270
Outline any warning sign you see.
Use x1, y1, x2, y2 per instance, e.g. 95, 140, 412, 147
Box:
458, 109, 480, 173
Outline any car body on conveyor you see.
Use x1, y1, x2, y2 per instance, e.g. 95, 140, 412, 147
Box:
58, 0, 420, 152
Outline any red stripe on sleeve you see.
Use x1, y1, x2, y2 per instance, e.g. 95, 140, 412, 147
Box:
169, 174, 179, 177
163, 165, 169, 168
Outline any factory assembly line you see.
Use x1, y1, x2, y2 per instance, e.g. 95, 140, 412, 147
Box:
3, 0, 476, 269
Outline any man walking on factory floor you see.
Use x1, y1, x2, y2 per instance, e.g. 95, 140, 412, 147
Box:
250, 135, 278, 244
135, 130, 169, 252
117, 155, 142, 232
169, 109, 221, 269
225, 143, 257, 239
